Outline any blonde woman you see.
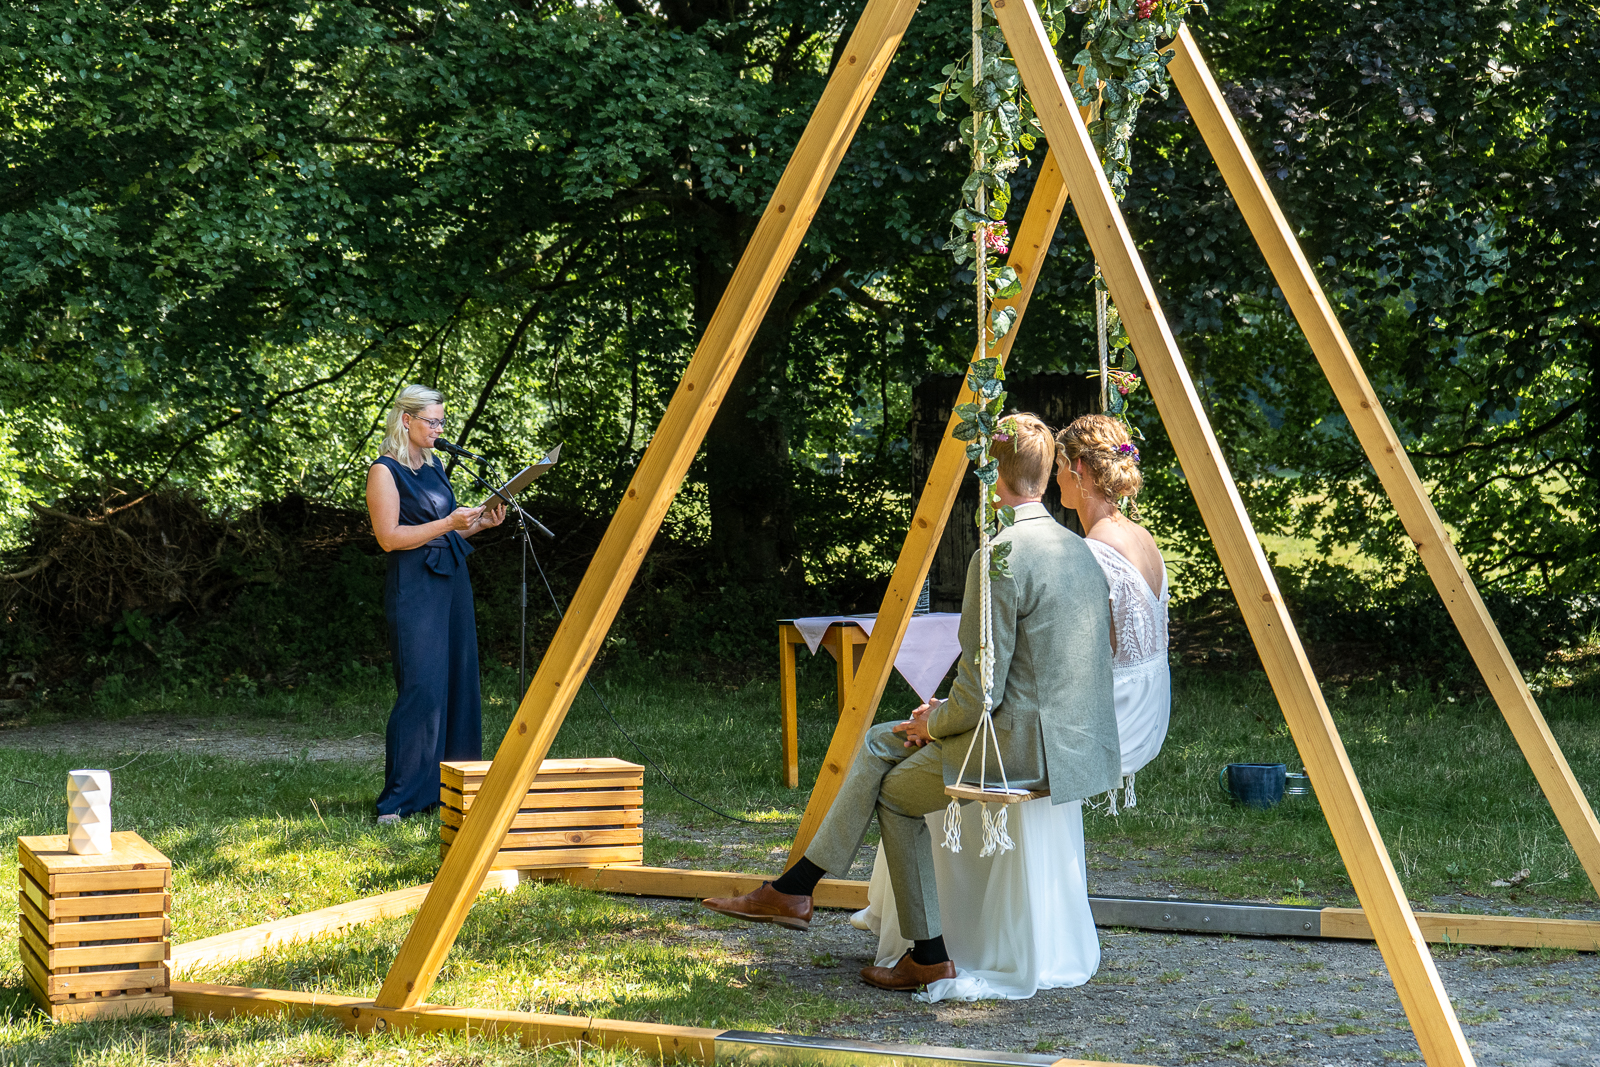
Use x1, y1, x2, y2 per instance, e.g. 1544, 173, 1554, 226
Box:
1056, 414, 1170, 800
365, 385, 504, 823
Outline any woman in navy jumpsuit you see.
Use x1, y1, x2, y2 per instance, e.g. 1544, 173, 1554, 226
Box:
365, 386, 504, 821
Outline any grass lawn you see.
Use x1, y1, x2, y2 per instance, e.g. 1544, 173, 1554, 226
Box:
2, 651, 1598, 1064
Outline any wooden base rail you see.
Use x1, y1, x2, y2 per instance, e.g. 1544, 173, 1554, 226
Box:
170, 981, 719, 1064
550, 865, 1600, 952
172, 980, 1149, 1067
173, 867, 1600, 992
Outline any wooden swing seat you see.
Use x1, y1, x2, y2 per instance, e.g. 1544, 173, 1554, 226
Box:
944, 783, 1049, 804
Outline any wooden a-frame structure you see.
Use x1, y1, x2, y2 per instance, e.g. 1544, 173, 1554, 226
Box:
344, 4, 1600, 1065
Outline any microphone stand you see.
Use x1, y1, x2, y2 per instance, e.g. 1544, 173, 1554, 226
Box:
458, 464, 553, 701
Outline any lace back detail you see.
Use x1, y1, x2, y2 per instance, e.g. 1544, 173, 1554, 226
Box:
1086, 540, 1169, 669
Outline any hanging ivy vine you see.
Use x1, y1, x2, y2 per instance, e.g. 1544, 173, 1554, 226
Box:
1070, 0, 1204, 197
938, 0, 1198, 543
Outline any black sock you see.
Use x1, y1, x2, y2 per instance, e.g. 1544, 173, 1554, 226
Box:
911, 937, 949, 966
770, 857, 825, 897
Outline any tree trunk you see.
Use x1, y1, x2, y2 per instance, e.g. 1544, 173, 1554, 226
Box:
691, 205, 802, 587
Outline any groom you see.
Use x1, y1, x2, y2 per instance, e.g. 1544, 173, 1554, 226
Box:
704, 413, 1121, 990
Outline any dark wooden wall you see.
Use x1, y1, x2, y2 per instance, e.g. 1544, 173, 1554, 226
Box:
909, 373, 1100, 612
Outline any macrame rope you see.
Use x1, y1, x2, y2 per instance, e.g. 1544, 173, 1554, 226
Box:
1096, 270, 1109, 412
940, 0, 1016, 859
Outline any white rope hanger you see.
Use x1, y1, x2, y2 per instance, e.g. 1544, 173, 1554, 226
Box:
938, 0, 1046, 858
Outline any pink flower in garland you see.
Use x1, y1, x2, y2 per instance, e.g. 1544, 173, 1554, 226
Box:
1136, 0, 1156, 18
984, 222, 1010, 255
1106, 369, 1142, 397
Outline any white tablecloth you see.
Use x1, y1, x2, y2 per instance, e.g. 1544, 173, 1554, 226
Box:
790, 613, 962, 702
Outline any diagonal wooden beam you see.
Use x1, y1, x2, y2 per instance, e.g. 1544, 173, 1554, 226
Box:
1167, 25, 1600, 898
787, 147, 1074, 863
372, 0, 925, 1010
990, 1, 1473, 1064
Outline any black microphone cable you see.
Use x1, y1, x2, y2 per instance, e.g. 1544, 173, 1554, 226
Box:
523, 545, 792, 828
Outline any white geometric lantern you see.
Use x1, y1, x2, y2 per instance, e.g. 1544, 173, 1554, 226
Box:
66, 768, 112, 855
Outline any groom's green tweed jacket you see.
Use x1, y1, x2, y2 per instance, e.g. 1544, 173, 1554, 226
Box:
926, 500, 1121, 804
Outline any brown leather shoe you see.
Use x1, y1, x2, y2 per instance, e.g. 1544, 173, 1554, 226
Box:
860, 951, 956, 991
701, 882, 813, 931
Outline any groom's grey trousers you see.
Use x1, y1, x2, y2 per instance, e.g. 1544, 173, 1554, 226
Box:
802, 501, 1121, 942
803, 720, 950, 941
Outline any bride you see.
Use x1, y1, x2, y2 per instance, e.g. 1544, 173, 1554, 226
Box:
1055, 414, 1171, 805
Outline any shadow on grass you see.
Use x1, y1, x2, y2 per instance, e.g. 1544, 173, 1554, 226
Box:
0, 988, 655, 1066
191, 881, 851, 1034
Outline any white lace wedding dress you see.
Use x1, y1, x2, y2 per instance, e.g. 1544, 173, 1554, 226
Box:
1085, 539, 1171, 786
856, 539, 1171, 1002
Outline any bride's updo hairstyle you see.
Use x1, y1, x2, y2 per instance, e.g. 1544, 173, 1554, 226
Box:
991, 412, 1054, 498
381, 384, 444, 470
1056, 414, 1143, 517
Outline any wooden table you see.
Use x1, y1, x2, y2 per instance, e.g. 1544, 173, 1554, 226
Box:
776, 620, 870, 789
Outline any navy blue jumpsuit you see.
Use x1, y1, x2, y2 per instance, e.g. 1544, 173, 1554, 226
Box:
373, 455, 483, 818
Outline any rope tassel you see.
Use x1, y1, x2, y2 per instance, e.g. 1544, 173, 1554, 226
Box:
942, 797, 964, 853
979, 803, 1013, 857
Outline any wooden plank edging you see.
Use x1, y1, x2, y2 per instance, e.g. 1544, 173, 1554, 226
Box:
554, 865, 1600, 952
171, 980, 1152, 1067
171, 981, 719, 1064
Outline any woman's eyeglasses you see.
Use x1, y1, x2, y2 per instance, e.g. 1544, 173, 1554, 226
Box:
408, 416, 447, 430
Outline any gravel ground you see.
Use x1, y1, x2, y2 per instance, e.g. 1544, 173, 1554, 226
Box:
6, 717, 1596, 1063
677, 899, 1600, 1065
647, 816, 1600, 1066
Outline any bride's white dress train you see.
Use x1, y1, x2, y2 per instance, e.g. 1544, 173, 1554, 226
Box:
854, 796, 1098, 1001
858, 539, 1170, 1002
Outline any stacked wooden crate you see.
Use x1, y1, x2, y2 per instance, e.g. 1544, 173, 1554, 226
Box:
18, 832, 173, 1021
440, 758, 644, 869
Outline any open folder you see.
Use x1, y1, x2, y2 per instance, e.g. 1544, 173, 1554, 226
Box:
478, 443, 561, 509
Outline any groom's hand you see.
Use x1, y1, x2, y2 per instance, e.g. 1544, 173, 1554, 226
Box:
893, 703, 935, 748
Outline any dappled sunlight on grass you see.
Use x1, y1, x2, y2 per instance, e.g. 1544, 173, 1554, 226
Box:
192, 881, 848, 1033
4, 661, 1598, 1067
0, 1003, 652, 1067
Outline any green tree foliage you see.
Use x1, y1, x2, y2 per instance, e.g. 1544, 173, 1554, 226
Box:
0, 0, 973, 593
1, 0, 1594, 626
1119, 0, 1598, 598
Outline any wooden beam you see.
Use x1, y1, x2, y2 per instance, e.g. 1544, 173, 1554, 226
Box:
1322, 909, 1600, 952
779, 624, 801, 787
787, 146, 1075, 864
549, 865, 872, 911
553, 866, 1600, 952
171, 982, 718, 1064
1166, 25, 1600, 899
175, 980, 1156, 1067
170, 872, 522, 977
989, 2, 1473, 1064
374, 0, 925, 1010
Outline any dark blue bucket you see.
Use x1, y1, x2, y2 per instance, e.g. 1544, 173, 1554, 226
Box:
1219, 763, 1287, 809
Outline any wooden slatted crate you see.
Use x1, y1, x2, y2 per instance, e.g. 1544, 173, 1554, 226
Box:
440, 758, 644, 870
18, 831, 173, 1022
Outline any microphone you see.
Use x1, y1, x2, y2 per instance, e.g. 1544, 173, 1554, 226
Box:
432, 437, 487, 463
